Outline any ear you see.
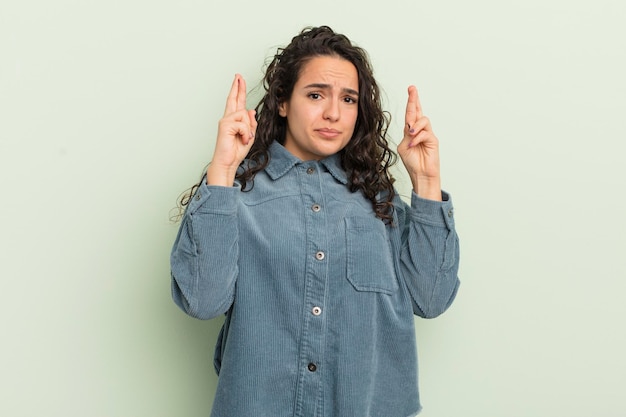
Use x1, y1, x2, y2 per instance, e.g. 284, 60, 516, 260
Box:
278, 101, 287, 117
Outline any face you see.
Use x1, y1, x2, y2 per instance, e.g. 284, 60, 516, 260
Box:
279, 55, 359, 161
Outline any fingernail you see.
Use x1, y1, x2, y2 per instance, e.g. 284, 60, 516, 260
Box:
409, 128, 415, 134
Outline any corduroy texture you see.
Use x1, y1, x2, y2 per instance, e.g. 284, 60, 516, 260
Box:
171, 141, 460, 417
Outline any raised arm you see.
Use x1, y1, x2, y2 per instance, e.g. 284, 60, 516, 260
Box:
171, 75, 256, 319
395, 86, 459, 317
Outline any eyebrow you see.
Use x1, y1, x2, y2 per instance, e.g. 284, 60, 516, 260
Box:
303, 83, 359, 97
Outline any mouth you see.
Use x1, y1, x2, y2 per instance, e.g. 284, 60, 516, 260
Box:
315, 128, 341, 139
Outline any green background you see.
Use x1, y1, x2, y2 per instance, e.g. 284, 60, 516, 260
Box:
2, 0, 625, 416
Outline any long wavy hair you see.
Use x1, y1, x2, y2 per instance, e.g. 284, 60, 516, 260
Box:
177, 26, 397, 223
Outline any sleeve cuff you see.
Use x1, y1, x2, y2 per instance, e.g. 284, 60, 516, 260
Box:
410, 190, 455, 230
186, 181, 240, 215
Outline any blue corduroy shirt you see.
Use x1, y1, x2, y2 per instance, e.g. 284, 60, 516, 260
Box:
171, 141, 460, 417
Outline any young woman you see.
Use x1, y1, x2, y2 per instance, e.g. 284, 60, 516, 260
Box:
171, 26, 460, 417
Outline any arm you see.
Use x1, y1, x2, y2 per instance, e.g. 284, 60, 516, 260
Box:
396, 85, 459, 317
170, 74, 257, 319
170, 183, 240, 319
394, 191, 460, 318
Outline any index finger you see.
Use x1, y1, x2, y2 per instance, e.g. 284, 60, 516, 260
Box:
224, 74, 247, 115
405, 85, 423, 127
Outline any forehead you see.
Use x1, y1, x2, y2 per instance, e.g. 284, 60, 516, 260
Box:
296, 55, 359, 89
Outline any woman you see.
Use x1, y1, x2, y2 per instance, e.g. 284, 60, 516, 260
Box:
171, 26, 460, 417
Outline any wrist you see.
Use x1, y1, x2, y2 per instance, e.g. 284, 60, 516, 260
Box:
410, 175, 442, 201
206, 163, 238, 187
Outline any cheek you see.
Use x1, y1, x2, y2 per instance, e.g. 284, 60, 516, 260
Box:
348, 111, 359, 130
292, 106, 313, 123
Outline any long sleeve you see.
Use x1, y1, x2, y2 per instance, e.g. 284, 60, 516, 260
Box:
394, 190, 460, 319
170, 182, 240, 320
170, 144, 460, 416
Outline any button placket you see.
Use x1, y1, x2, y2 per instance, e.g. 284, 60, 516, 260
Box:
295, 161, 325, 417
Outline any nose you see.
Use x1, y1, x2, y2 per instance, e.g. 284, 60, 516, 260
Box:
323, 98, 340, 122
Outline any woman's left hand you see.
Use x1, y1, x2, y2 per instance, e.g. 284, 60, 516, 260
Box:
397, 85, 442, 201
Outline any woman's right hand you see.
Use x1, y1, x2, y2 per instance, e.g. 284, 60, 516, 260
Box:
206, 74, 258, 186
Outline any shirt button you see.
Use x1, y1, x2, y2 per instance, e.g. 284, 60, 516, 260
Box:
448, 208, 454, 217
312, 306, 322, 316
307, 363, 317, 372
306, 167, 315, 174
311, 204, 321, 212
315, 251, 325, 261
195, 192, 201, 200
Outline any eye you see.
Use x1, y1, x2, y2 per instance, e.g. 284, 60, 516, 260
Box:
343, 96, 358, 104
308, 93, 321, 100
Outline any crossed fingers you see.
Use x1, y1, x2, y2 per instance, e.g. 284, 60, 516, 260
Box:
223, 74, 256, 144
404, 85, 433, 147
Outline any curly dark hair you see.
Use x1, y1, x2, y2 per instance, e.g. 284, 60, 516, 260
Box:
177, 26, 398, 223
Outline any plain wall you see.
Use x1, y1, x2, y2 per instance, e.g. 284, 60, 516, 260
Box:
2, 0, 625, 416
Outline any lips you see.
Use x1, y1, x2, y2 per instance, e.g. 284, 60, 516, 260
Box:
315, 128, 341, 139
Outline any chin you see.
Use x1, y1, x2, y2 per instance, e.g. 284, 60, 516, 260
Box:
315, 142, 346, 157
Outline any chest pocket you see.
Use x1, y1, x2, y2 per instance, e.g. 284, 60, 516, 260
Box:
345, 216, 399, 295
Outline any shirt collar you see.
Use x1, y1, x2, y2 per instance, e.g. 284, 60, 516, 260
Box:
265, 141, 348, 185
320, 153, 348, 185
264, 141, 300, 180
